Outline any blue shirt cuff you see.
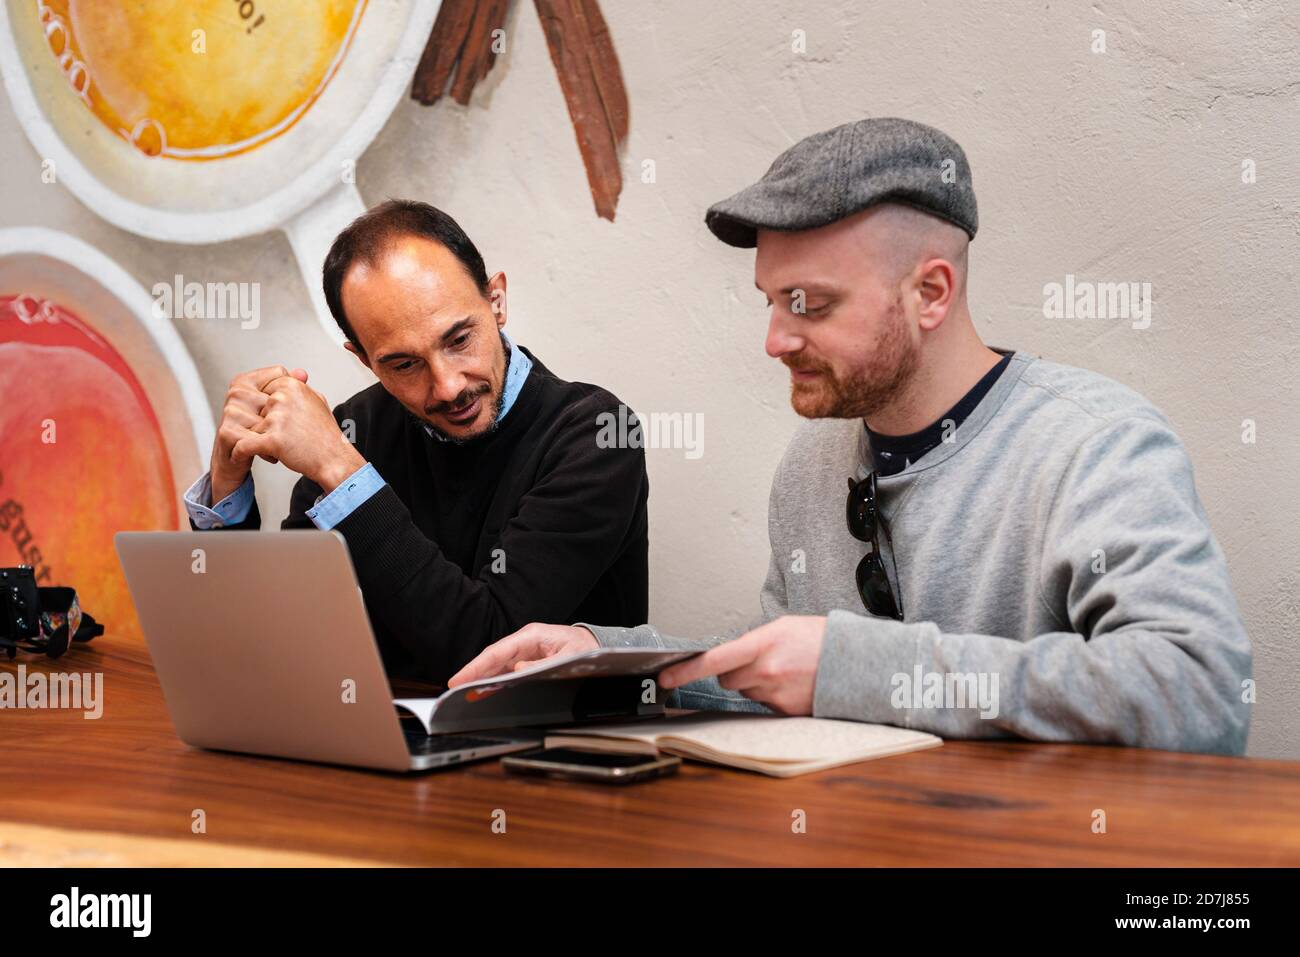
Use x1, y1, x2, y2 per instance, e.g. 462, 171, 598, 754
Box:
306, 462, 385, 530
184, 472, 254, 529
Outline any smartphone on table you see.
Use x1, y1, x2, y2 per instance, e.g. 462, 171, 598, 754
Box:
501, 747, 681, 784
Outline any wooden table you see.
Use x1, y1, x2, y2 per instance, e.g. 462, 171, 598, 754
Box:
4, 633, 1299, 867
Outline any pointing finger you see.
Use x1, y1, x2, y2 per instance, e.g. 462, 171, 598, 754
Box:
658, 634, 765, 689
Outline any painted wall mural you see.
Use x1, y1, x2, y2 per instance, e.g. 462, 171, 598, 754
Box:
36, 0, 368, 160
2, 1, 442, 342
0, 295, 172, 643
412, 0, 630, 220
0, 230, 212, 643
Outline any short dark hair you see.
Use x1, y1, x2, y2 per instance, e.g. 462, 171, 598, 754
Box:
322, 199, 490, 349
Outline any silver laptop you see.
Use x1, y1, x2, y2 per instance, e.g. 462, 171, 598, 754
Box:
115, 530, 541, 772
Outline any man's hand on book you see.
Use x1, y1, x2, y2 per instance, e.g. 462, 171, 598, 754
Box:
658, 616, 827, 715
448, 623, 599, 687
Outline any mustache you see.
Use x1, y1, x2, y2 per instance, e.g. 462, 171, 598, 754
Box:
782, 354, 830, 374
427, 381, 491, 416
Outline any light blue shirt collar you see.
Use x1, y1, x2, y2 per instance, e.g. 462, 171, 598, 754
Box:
423, 329, 532, 440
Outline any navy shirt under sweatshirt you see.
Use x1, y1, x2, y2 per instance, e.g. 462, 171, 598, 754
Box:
866, 348, 1014, 476
189, 346, 650, 684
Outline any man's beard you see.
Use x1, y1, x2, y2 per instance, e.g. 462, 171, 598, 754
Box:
784, 297, 919, 419
416, 333, 512, 445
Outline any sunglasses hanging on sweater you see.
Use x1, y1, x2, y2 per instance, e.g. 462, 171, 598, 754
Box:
845, 474, 905, 622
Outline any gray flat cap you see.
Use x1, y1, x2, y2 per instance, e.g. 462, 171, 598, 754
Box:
705, 117, 978, 247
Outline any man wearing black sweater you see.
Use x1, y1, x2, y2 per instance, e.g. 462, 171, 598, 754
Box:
182, 201, 649, 683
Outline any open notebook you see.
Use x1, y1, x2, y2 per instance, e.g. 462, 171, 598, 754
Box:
546, 712, 942, 777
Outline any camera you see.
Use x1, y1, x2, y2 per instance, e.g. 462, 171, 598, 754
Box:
0, 565, 41, 655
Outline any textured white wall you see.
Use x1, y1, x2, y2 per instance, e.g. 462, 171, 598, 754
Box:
2, 0, 1296, 757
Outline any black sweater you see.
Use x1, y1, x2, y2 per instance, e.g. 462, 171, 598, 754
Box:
202, 348, 649, 682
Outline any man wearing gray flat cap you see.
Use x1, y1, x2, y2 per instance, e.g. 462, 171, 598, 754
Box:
454, 117, 1251, 756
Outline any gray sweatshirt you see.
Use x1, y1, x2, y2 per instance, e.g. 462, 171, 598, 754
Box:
581, 351, 1252, 755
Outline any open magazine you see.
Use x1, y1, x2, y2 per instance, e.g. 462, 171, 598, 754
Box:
394, 648, 699, 735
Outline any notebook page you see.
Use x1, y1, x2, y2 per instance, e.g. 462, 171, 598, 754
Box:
554, 713, 940, 764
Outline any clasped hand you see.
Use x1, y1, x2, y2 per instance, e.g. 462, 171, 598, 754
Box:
209, 364, 364, 502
